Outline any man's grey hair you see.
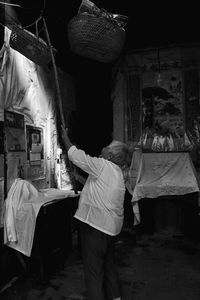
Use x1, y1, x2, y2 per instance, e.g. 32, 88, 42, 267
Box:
107, 140, 131, 168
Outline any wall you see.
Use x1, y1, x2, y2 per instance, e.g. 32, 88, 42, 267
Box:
0, 26, 76, 288
112, 44, 200, 149
111, 43, 200, 237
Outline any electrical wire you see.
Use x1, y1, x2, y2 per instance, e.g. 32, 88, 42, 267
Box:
0, 1, 21, 7
23, 16, 42, 30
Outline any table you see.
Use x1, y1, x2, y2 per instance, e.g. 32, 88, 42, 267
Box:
3, 178, 80, 279
129, 151, 200, 234
30, 195, 79, 278
9, 195, 80, 280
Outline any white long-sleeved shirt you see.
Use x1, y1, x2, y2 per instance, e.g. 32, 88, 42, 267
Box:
68, 145, 126, 236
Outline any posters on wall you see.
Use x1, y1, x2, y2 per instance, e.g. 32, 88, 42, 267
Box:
141, 70, 186, 151
142, 70, 183, 136
4, 112, 46, 191
26, 125, 45, 180
4, 111, 26, 192
5, 111, 25, 152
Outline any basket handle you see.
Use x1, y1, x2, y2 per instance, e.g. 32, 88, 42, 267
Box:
96, 8, 120, 27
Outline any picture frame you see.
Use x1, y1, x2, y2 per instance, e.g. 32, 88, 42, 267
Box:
26, 125, 44, 160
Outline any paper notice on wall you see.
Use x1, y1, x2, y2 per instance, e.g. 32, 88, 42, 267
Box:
30, 152, 41, 161
31, 144, 43, 152
30, 152, 41, 166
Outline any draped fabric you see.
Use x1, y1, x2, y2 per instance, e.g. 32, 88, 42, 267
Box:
4, 178, 79, 256
131, 152, 200, 224
0, 27, 55, 124
132, 152, 199, 202
125, 148, 142, 195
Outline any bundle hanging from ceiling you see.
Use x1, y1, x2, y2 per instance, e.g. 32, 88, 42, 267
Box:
67, 0, 128, 63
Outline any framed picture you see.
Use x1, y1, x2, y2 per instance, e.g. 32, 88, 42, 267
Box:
141, 70, 185, 152
31, 133, 40, 144
142, 70, 183, 135
26, 125, 44, 160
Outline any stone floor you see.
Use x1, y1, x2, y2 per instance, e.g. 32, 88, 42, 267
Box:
1, 229, 200, 300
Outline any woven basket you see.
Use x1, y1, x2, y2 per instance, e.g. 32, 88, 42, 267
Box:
67, 14, 126, 63
9, 24, 52, 66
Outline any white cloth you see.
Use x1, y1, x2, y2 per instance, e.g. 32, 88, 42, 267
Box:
68, 145, 126, 236
4, 178, 79, 256
125, 148, 142, 195
125, 148, 142, 225
131, 152, 200, 225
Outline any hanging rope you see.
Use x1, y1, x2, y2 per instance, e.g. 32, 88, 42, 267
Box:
42, 17, 78, 193
43, 18, 65, 126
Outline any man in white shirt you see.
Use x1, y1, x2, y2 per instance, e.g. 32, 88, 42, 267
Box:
61, 125, 131, 300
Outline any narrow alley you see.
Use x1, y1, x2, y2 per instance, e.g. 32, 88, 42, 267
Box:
1, 228, 200, 300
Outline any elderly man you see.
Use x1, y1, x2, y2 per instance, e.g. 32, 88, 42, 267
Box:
61, 125, 131, 300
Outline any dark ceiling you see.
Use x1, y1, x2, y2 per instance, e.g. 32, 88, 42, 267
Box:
1, 0, 200, 153
2, 0, 200, 73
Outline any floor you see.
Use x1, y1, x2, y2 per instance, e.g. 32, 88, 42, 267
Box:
1, 228, 200, 300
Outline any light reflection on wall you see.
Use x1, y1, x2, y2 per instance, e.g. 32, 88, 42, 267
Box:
4, 26, 58, 188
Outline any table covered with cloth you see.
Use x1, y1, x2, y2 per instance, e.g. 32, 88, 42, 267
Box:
128, 151, 200, 225
3, 178, 80, 256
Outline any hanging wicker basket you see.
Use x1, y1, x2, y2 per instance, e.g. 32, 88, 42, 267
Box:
67, 13, 126, 63
9, 24, 52, 67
